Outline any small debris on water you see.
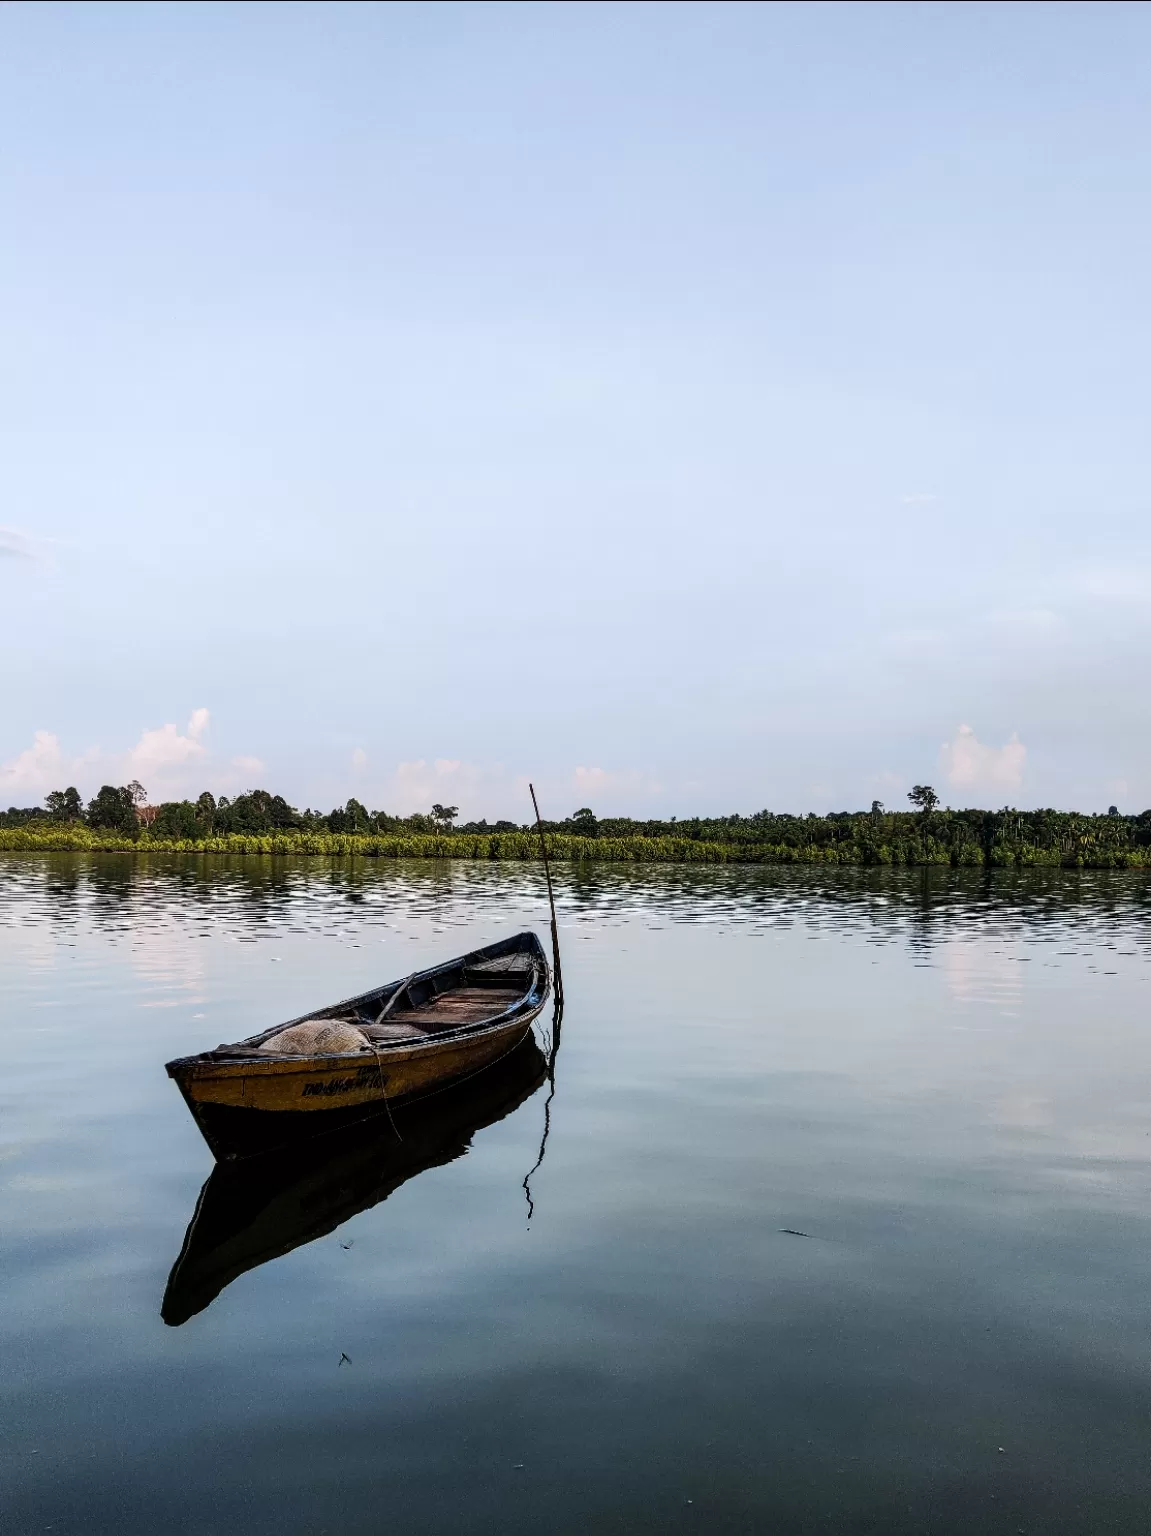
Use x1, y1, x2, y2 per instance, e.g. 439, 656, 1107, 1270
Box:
779, 1228, 812, 1238
998, 1446, 1006, 1453
339, 1239, 353, 1250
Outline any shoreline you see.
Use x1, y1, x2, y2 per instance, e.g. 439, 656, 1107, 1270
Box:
1, 829, 1148, 869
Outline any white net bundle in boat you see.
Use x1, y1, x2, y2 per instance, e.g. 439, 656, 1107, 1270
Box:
259, 1019, 369, 1055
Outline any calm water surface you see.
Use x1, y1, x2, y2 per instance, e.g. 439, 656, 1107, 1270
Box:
3, 856, 1151, 1534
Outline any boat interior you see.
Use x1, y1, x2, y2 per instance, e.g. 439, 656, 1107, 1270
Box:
210, 947, 543, 1058
357, 952, 538, 1043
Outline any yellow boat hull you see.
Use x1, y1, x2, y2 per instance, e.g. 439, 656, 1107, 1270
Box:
166, 930, 551, 1159
172, 1020, 537, 1159
180, 1016, 533, 1114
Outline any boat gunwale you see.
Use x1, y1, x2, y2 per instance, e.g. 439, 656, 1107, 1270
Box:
164, 930, 549, 1078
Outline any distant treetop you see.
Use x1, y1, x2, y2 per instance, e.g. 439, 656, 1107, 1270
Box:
907, 785, 940, 814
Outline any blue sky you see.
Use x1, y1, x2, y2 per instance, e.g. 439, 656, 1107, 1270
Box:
2, 1, 1149, 817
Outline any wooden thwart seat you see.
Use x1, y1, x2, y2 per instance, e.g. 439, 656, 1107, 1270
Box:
398, 985, 523, 1029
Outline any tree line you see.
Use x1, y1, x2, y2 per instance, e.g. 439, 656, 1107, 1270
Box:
2, 783, 1151, 865
0, 785, 514, 838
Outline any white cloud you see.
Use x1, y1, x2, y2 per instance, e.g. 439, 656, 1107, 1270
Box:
126, 710, 210, 779
869, 769, 903, 797
571, 764, 663, 809
0, 525, 66, 563
372, 760, 665, 821
351, 747, 368, 771
0, 526, 35, 560
0, 731, 65, 793
987, 606, 1062, 637
940, 724, 1026, 796
1080, 567, 1151, 602
899, 493, 938, 506
388, 758, 477, 814
379, 758, 542, 818
572, 765, 613, 796
0, 707, 265, 803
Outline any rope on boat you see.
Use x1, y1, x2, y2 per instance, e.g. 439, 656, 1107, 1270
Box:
368, 1035, 403, 1143
367, 976, 416, 1143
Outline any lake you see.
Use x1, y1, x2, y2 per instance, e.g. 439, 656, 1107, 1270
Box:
2, 855, 1151, 1534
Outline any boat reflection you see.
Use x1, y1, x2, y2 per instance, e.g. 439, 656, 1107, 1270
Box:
162, 1033, 548, 1326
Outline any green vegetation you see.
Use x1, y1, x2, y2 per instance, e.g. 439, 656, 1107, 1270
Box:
2, 783, 1150, 866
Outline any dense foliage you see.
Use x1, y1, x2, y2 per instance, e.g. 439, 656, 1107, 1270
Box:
2, 784, 1151, 866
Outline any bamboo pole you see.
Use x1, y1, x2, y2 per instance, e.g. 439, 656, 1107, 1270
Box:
529, 782, 563, 1007
523, 785, 564, 1221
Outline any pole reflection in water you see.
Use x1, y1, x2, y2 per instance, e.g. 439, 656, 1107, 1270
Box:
523, 791, 565, 1225
162, 1031, 549, 1326
523, 937, 563, 1223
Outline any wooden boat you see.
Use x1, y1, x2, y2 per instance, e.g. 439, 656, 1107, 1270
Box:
162, 1032, 548, 1325
165, 930, 550, 1160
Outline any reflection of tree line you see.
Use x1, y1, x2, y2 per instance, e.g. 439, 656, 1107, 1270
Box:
6, 797, 1151, 868
14, 859, 1151, 950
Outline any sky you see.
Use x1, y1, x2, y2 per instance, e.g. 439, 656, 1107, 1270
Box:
2, 1, 1149, 819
